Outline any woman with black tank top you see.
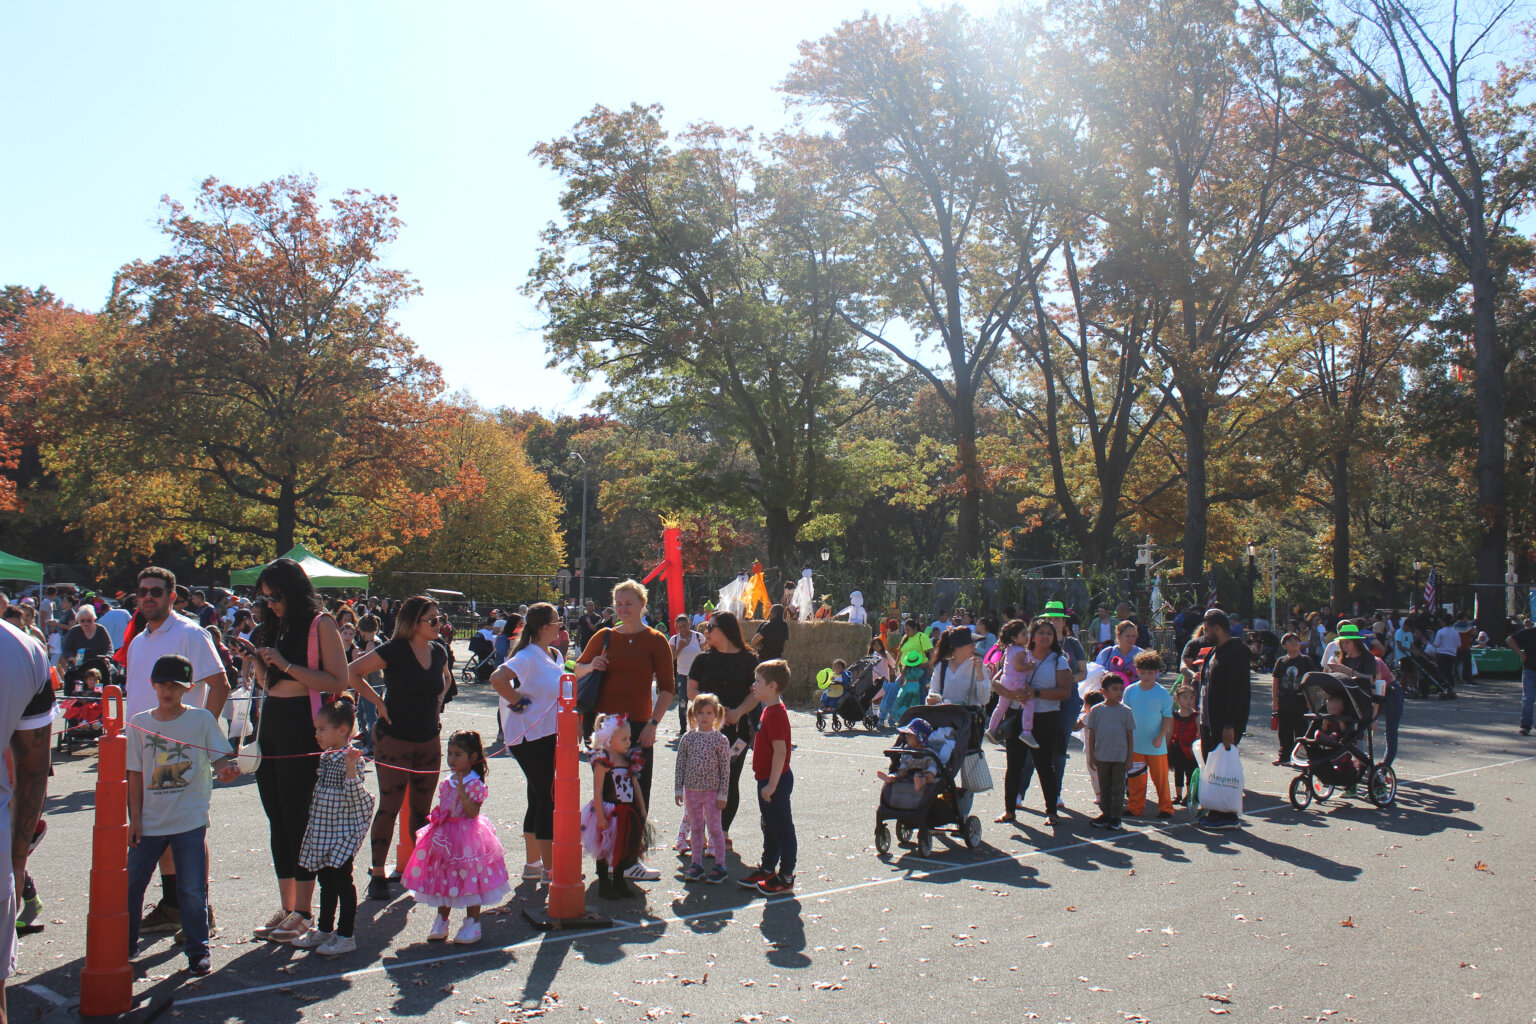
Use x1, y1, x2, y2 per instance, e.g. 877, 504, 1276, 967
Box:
348, 594, 453, 901
686, 611, 760, 844
249, 558, 351, 944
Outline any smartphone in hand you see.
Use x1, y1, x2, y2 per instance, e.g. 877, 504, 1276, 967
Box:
729, 738, 748, 759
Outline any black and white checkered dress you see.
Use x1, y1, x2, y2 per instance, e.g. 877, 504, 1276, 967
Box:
298, 749, 376, 871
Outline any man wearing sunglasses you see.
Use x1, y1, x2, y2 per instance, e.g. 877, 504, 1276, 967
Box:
124, 566, 230, 937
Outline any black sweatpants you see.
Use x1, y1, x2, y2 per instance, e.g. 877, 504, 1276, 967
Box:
256, 696, 320, 883
317, 860, 357, 937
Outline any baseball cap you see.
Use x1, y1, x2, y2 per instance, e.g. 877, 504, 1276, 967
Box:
150, 654, 194, 686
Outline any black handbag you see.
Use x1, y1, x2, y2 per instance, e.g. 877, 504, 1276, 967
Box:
576, 630, 610, 713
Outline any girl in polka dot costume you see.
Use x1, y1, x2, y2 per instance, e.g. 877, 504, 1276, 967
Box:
401, 730, 510, 944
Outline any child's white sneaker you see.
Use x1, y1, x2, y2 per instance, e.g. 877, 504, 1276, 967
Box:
316, 933, 356, 956
1020, 732, 1039, 749
426, 915, 450, 942
452, 918, 482, 945
289, 926, 332, 950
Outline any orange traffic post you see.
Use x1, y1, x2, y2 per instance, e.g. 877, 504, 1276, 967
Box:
526, 672, 609, 931
391, 810, 414, 879
80, 684, 132, 1016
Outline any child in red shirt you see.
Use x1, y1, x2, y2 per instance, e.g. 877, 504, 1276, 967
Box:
739, 659, 796, 895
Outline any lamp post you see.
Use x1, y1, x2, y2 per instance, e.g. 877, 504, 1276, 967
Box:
1413, 559, 1422, 610
1268, 546, 1277, 628
567, 452, 588, 608
1246, 542, 1258, 627
820, 547, 830, 565
207, 534, 220, 588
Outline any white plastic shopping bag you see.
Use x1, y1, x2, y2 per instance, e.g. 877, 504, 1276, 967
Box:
1199, 743, 1244, 814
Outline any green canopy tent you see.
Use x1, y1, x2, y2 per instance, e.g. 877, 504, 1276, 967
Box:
0, 549, 44, 584
228, 543, 369, 591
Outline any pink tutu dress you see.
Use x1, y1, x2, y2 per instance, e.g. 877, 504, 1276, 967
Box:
402, 771, 510, 909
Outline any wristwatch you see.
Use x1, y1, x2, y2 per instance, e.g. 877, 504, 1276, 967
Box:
649, 717, 661, 727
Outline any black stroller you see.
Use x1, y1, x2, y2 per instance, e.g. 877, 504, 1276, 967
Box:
1400, 644, 1454, 699
1286, 671, 1396, 809
1247, 630, 1280, 673
873, 704, 983, 857
815, 655, 883, 732
58, 655, 120, 755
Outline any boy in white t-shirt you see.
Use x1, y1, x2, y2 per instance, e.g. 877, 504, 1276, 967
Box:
126, 655, 239, 976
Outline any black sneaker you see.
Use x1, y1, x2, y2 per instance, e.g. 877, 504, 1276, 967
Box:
366, 876, 393, 901
1520, 727, 1530, 736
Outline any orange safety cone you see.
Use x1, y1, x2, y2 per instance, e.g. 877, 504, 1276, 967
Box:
79, 684, 132, 1016
525, 673, 609, 930
393, 810, 414, 878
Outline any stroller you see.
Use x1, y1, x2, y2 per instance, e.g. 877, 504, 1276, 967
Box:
58, 655, 119, 755
873, 704, 983, 857
1247, 630, 1280, 673
1400, 645, 1454, 700
816, 655, 883, 732
1286, 671, 1396, 809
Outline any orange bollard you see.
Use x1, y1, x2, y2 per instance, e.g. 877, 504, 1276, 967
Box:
393, 809, 414, 877
525, 673, 609, 930
80, 685, 132, 1016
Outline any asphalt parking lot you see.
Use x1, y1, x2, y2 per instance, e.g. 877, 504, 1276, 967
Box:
11, 667, 1534, 1024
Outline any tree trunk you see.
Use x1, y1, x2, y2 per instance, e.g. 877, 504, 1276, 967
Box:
1182, 391, 1208, 584
1331, 449, 1350, 612
276, 479, 297, 555
764, 505, 796, 579
953, 396, 982, 566
1470, 260, 1508, 639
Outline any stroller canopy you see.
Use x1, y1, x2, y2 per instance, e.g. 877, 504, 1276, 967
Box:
1298, 670, 1376, 722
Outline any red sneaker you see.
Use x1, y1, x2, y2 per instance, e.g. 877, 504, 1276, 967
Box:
737, 868, 774, 890
756, 874, 794, 895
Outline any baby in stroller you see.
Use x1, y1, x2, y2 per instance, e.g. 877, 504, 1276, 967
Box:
876, 718, 953, 795
1286, 671, 1396, 808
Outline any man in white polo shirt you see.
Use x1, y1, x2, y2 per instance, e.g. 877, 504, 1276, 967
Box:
124, 566, 229, 937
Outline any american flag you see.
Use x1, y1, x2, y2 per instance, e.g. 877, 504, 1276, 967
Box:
1205, 570, 1218, 610
1424, 566, 1438, 610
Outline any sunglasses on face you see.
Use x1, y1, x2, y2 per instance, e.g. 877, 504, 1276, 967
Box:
427, 614, 447, 626
137, 586, 167, 598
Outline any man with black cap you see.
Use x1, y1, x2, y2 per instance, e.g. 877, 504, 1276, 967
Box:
1197, 608, 1251, 828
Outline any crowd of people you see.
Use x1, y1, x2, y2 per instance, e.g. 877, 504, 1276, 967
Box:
0, 566, 1525, 1003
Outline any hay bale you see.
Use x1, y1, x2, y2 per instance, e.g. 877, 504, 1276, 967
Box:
744, 619, 872, 706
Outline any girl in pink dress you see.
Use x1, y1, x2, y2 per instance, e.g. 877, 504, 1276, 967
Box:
401, 731, 510, 944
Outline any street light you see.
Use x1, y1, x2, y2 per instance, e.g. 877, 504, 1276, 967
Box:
820, 548, 830, 564
207, 534, 220, 588
567, 452, 588, 607
1245, 542, 1258, 626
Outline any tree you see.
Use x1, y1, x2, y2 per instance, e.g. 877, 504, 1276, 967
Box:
1057, 0, 1354, 579
51, 176, 462, 566
1257, 0, 1536, 632
784, 8, 1057, 562
529, 105, 888, 567
374, 407, 565, 603
0, 286, 62, 513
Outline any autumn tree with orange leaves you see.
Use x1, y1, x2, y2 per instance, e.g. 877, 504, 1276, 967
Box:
48, 176, 464, 568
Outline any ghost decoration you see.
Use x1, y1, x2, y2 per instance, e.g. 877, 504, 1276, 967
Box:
791, 568, 815, 622
718, 573, 748, 619
837, 590, 868, 625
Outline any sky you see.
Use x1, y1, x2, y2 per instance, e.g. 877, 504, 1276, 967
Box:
1, 0, 997, 414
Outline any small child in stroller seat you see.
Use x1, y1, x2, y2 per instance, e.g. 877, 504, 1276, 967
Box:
877, 718, 951, 795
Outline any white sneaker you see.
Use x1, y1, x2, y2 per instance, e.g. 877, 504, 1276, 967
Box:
521, 861, 544, 880
316, 933, 357, 956
1020, 733, 1039, 749
452, 918, 482, 945
289, 926, 332, 950
426, 915, 450, 942
623, 861, 662, 882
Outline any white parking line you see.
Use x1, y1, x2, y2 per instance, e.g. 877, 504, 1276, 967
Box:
22, 983, 67, 1006
175, 752, 1536, 1007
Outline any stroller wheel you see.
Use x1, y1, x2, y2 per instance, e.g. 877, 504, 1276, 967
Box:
832, 715, 844, 732
1367, 764, 1397, 807
1311, 777, 1334, 803
816, 713, 827, 733
1288, 774, 1313, 810
874, 823, 891, 856
915, 830, 933, 858
963, 815, 982, 851
864, 713, 879, 731
896, 822, 913, 845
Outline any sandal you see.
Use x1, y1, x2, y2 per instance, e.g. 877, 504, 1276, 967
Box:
1044, 816, 1060, 827
994, 813, 1017, 824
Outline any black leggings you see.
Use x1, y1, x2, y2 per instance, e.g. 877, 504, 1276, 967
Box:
509, 733, 557, 840
1004, 710, 1062, 817
317, 860, 356, 937
721, 719, 752, 832
1168, 748, 1198, 790
256, 696, 320, 883
370, 729, 441, 870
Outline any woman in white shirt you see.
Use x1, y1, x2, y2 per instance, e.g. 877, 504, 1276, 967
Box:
488, 602, 564, 880
926, 628, 990, 708
670, 613, 705, 733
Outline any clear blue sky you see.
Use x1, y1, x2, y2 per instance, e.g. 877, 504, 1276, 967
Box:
1, 0, 994, 414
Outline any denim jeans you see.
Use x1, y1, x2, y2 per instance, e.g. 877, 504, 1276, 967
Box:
129, 827, 209, 960
757, 770, 797, 878
1522, 670, 1536, 731
357, 687, 380, 752
1381, 681, 1405, 764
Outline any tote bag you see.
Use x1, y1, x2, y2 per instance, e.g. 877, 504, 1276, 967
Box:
576, 630, 610, 713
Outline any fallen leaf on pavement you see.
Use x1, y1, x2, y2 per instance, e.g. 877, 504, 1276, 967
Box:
1203, 993, 1233, 1003
1340, 917, 1355, 928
